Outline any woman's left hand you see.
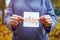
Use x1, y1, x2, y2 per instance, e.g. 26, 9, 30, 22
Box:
39, 15, 53, 28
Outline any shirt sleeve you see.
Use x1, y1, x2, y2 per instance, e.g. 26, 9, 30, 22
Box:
4, 0, 15, 32
44, 0, 57, 33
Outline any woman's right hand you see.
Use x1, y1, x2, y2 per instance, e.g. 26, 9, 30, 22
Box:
10, 14, 24, 27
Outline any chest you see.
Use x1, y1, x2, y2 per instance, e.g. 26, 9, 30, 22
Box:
13, 0, 47, 16
14, 0, 44, 12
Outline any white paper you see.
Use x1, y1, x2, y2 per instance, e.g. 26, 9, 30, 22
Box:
23, 12, 39, 27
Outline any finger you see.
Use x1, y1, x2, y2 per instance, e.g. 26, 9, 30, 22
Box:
45, 20, 52, 27
38, 17, 45, 25
18, 16, 24, 21
13, 15, 24, 20
12, 14, 19, 17
45, 23, 51, 27
11, 22, 18, 26
12, 14, 23, 20
43, 15, 51, 20
48, 21, 52, 24
10, 19, 18, 24
44, 16, 51, 20
10, 17, 19, 21
43, 21, 51, 27
46, 19, 52, 24
39, 17, 45, 22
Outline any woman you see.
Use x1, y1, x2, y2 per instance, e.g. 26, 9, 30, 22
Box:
4, 0, 57, 40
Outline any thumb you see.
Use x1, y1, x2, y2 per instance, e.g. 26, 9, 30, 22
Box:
18, 16, 24, 21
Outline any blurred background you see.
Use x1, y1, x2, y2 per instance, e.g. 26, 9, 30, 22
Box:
0, 0, 60, 40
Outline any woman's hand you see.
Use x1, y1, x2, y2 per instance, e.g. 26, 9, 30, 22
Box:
10, 14, 24, 27
39, 15, 53, 28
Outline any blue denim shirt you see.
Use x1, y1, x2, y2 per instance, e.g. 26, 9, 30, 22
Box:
4, 0, 57, 40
